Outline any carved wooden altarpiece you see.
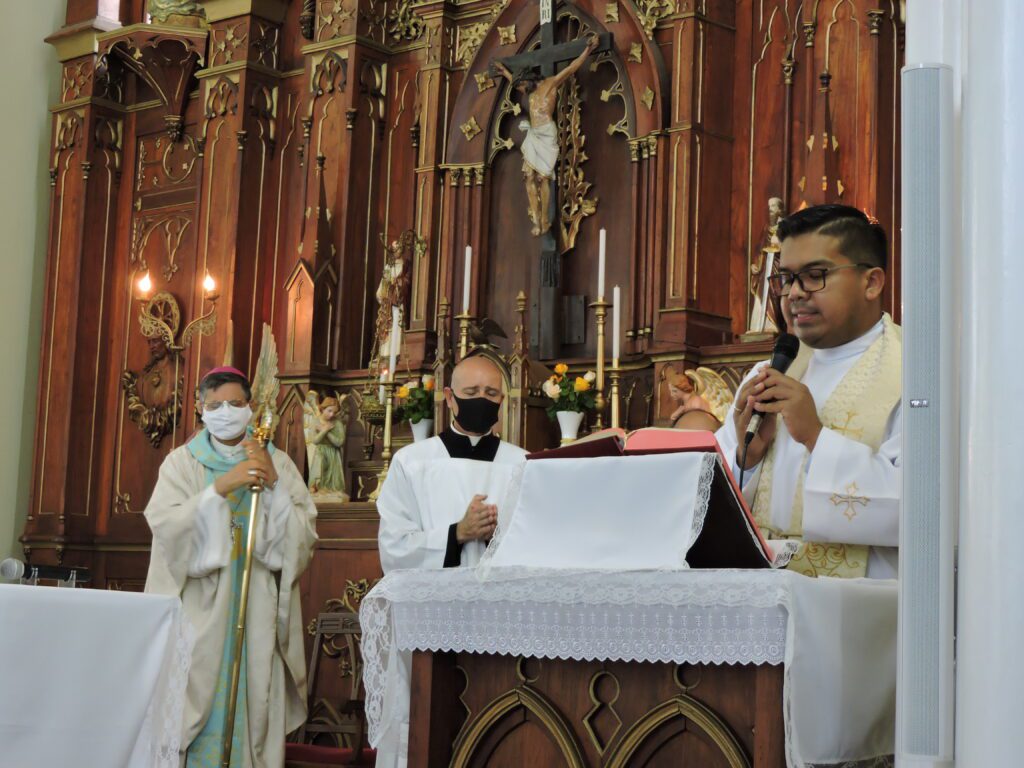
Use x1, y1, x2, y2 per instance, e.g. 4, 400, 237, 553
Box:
25, 0, 903, 726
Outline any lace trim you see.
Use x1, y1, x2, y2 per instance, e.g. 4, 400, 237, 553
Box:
138, 604, 195, 767
360, 568, 795, 751
686, 452, 718, 557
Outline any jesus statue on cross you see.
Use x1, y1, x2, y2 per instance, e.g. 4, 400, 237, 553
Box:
492, 33, 599, 235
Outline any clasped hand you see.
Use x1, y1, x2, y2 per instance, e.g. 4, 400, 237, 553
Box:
214, 439, 279, 496
456, 494, 498, 544
733, 368, 822, 468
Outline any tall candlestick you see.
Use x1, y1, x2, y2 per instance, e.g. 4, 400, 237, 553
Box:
598, 228, 606, 298
462, 246, 472, 314
612, 285, 621, 362
388, 306, 400, 380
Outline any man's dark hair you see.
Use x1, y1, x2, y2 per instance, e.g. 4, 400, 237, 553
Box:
198, 371, 252, 402
513, 69, 542, 92
776, 204, 887, 270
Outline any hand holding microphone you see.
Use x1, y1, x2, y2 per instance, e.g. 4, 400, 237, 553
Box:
734, 334, 800, 470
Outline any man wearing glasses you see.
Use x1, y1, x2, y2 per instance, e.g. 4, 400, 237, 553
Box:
717, 204, 901, 579
144, 366, 318, 766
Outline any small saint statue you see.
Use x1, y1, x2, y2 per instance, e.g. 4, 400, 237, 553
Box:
492, 34, 600, 236
374, 236, 412, 362
303, 390, 350, 501
748, 197, 785, 334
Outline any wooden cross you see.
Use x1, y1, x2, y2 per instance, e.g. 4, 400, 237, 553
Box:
830, 483, 870, 521
494, 3, 613, 359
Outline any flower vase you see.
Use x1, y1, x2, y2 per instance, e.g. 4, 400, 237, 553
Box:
411, 418, 434, 442
556, 410, 584, 444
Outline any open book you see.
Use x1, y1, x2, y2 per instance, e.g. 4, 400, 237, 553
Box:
527, 428, 774, 569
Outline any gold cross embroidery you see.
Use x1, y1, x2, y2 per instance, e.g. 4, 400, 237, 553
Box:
829, 411, 864, 440
830, 483, 870, 521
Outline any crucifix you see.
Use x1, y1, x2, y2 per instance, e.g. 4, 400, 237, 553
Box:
491, 2, 612, 359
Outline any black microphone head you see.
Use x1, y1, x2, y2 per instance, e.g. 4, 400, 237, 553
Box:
769, 333, 801, 373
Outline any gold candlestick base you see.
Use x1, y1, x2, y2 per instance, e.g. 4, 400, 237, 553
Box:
368, 381, 397, 502
454, 311, 475, 360
589, 297, 610, 430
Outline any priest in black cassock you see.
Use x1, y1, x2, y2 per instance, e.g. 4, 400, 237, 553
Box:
377, 354, 527, 572
374, 355, 527, 766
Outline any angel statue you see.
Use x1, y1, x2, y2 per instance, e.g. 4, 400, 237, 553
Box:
666, 366, 735, 431
748, 196, 785, 334
303, 389, 350, 501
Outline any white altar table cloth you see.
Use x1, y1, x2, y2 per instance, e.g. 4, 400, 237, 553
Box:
360, 567, 896, 768
0, 584, 192, 768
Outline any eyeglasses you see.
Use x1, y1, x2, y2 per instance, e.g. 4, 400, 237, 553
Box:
768, 263, 873, 297
202, 399, 248, 411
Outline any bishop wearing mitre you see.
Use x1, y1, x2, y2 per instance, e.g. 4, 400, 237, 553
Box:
374, 354, 528, 766
144, 366, 318, 767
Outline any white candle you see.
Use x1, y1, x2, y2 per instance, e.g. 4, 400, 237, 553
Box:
379, 371, 386, 403
388, 306, 400, 381
462, 245, 472, 314
598, 229, 607, 299
612, 285, 621, 362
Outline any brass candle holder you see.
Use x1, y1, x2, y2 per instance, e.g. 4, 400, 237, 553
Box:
454, 311, 475, 360
589, 296, 610, 430
135, 271, 219, 447
609, 358, 621, 429
368, 379, 397, 502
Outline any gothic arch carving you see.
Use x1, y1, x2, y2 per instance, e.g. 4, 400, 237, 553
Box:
603, 694, 751, 768
450, 684, 586, 768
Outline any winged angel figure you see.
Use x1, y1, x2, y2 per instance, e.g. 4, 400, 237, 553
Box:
666, 366, 735, 427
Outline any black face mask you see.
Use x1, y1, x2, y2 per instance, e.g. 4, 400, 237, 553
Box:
452, 395, 501, 435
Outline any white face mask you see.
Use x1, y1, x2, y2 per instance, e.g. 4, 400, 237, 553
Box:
203, 404, 253, 441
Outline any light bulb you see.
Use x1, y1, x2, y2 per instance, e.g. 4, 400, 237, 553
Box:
203, 273, 216, 294
137, 272, 152, 295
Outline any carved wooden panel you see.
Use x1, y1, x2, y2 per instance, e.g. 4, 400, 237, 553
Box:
409, 651, 785, 767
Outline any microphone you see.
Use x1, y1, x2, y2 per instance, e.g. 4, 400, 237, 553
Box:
0, 558, 92, 584
743, 333, 800, 446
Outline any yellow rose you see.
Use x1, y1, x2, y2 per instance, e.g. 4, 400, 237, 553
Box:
554, 363, 569, 375
397, 385, 410, 399
422, 375, 435, 392
574, 377, 591, 393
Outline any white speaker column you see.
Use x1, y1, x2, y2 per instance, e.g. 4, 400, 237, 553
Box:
898, 62, 956, 767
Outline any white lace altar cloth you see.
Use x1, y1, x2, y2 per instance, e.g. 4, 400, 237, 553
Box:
0, 583, 193, 768
360, 567, 896, 768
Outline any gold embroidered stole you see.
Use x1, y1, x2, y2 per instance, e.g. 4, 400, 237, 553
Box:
751, 314, 902, 577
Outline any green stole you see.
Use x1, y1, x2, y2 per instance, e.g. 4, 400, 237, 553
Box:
185, 429, 276, 767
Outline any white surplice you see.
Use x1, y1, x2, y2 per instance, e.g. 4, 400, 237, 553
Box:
373, 427, 527, 768
716, 318, 901, 578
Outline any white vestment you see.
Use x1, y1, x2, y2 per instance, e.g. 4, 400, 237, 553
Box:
519, 119, 558, 179
144, 436, 318, 767
374, 429, 527, 768
716, 318, 901, 578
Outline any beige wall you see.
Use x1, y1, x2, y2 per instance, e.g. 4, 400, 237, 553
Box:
0, 0, 66, 560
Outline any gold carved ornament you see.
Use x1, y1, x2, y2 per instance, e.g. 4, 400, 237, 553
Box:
386, 0, 425, 43
123, 276, 219, 448
122, 292, 184, 448
556, 75, 597, 254
460, 116, 483, 141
